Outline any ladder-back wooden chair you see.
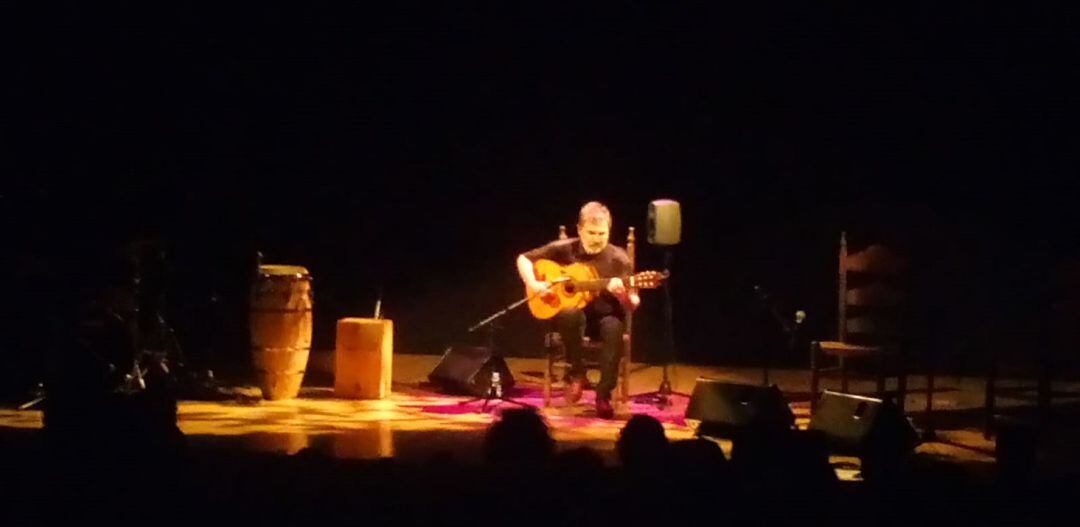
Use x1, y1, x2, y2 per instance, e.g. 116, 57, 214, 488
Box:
542, 225, 633, 407
810, 232, 910, 413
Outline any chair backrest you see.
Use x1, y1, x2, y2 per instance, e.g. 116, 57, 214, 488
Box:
838, 231, 908, 346
626, 226, 635, 341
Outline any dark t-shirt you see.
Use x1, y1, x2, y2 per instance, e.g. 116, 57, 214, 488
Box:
522, 238, 632, 320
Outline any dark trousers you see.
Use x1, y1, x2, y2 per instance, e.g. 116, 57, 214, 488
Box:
553, 308, 624, 399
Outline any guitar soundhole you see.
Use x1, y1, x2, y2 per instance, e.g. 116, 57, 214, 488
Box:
564, 283, 576, 294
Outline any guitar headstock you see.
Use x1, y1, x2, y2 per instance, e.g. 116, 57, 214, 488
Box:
627, 270, 668, 289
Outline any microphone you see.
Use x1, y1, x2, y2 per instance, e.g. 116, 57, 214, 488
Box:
755, 285, 797, 334
374, 286, 383, 319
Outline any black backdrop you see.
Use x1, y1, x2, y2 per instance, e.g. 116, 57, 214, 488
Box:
4, 3, 1078, 392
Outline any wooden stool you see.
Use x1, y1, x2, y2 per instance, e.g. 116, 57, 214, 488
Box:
335, 318, 393, 399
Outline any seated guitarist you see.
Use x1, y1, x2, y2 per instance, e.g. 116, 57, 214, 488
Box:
516, 201, 640, 418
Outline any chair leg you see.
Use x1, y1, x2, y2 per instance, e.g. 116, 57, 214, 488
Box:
840, 356, 849, 393
924, 370, 936, 438
544, 347, 553, 408
810, 341, 820, 413
985, 360, 997, 439
619, 357, 629, 404
875, 353, 886, 401
1038, 352, 1051, 423
896, 361, 907, 409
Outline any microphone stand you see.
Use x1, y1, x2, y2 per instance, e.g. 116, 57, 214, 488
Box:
753, 285, 804, 386
455, 289, 555, 411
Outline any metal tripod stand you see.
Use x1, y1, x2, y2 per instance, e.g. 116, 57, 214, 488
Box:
632, 249, 690, 408
456, 292, 546, 411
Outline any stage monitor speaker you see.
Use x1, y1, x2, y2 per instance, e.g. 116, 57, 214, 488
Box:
809, 390, 919, 455
685, 378, 795, 437
647, 199, 681, 246
428, 346, 514, 397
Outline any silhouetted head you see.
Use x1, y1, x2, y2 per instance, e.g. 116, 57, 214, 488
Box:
483, 408, 555, 467
616, 414, 669, 468
670, 437, 727, 471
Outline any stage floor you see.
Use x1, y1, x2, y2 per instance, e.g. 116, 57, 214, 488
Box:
4, 353, 1080, 481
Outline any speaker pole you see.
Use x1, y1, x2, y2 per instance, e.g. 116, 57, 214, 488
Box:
633, 199, 690, 408
657, 248, 675, 401
632, 247, 691, 407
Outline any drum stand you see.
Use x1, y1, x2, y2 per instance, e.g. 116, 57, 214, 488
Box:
122, 244, 186, 395
18, 242, 186, 410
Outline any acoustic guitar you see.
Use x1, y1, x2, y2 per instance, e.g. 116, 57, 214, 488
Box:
526, 259, 667, 319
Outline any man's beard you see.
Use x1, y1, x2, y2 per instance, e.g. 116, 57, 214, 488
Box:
583, 241, 606, 255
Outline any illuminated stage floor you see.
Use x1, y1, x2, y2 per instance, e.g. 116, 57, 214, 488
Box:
4, 354, 1080, 481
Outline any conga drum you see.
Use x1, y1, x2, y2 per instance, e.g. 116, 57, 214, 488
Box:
250, 265, 313, 400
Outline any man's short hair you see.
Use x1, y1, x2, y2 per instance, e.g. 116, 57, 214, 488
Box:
578, 201, 612, 227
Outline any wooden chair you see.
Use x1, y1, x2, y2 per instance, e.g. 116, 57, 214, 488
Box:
542, 225, 633, 407
810, 232, 910, 413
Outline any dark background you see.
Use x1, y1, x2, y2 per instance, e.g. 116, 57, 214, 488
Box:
3, 2, 1078, 393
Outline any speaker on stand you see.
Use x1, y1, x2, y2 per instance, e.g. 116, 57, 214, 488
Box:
632, 200, 686, 407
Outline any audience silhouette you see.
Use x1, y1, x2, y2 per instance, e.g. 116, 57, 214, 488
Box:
4, 402, 1076, 527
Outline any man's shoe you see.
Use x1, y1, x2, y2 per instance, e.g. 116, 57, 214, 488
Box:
565, 376, 585, 404
595, 396, 614, 419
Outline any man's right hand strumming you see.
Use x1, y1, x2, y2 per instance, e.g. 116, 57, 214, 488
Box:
518, 254, 558, 301
527, 280, 556, 301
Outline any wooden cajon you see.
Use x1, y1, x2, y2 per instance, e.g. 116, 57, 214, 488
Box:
335, 317, 393, 399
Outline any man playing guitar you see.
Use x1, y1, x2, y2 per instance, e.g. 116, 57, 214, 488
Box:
516, 202, 639, 418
